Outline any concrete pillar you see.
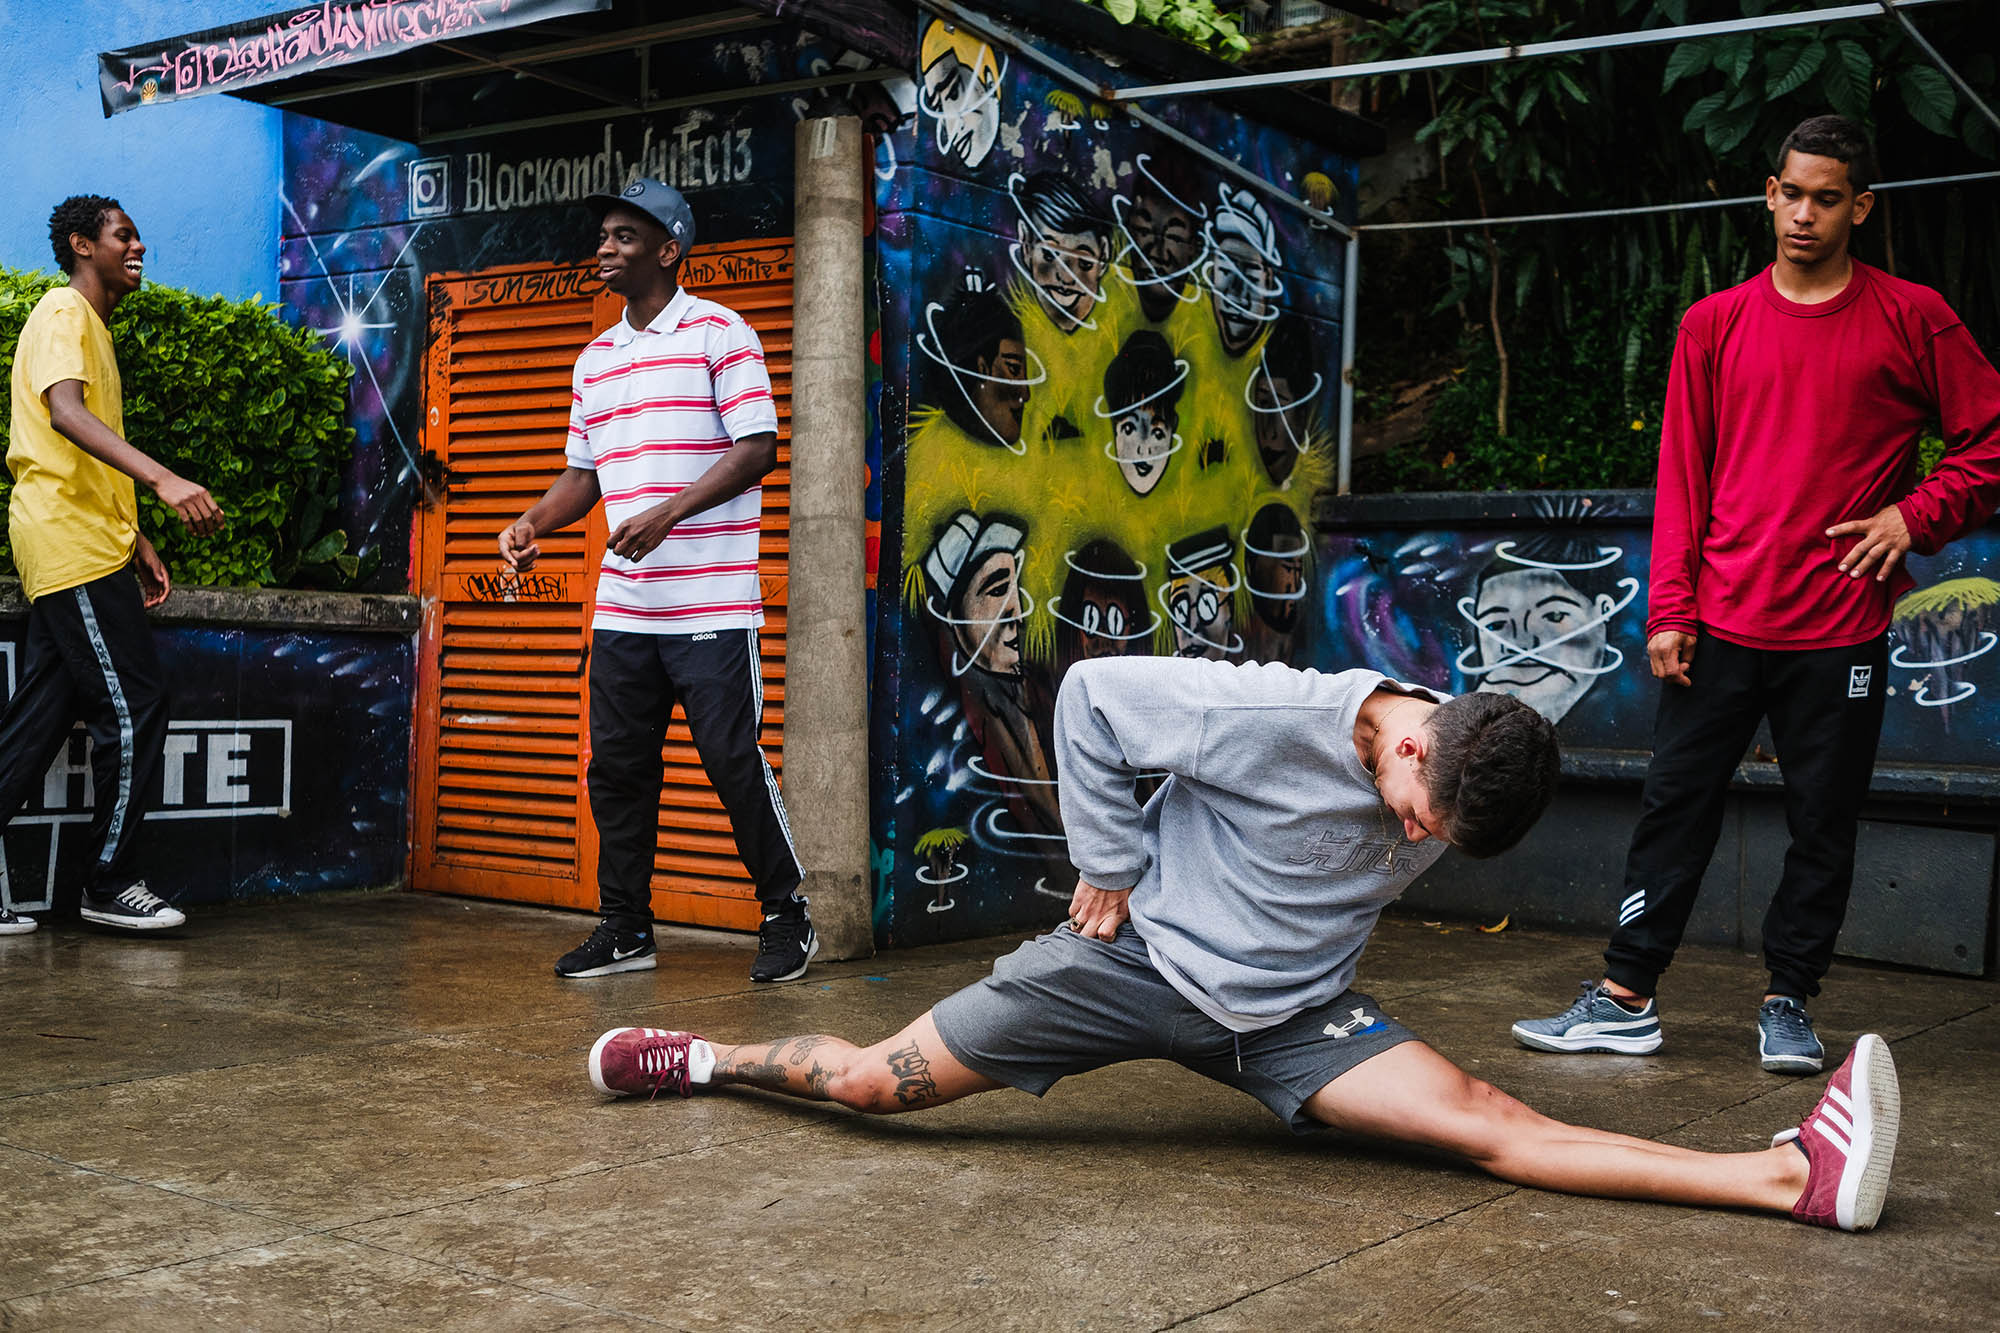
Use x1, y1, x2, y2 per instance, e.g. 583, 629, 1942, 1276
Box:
783, 113, 873, 960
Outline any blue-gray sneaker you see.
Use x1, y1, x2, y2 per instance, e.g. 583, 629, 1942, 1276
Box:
1757, 996, 1824, 1074
1512, 981, 1663, 1054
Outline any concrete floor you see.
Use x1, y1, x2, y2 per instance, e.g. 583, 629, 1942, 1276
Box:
1, 893, 1995, 1331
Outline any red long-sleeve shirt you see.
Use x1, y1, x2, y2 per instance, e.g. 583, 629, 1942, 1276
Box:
1650, 261, 2000, 649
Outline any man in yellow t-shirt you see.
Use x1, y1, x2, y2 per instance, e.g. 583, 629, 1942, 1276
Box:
1, 195, 225, 937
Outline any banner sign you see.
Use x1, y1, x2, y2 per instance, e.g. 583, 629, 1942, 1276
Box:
99, 0, 611, 117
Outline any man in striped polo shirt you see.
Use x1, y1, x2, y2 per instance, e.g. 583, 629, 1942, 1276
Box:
500, 178, 813, 983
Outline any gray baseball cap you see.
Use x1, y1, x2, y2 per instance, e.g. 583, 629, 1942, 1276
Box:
587, 177, 696, 251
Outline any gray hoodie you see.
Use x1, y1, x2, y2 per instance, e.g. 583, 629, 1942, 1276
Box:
1053, 656, 1447, 1031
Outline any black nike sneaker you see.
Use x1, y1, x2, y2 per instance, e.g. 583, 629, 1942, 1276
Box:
554, 921, 657, 979
749, 901, 818, 983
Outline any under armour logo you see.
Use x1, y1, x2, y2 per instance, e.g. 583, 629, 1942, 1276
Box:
1848, 665, 1873, 698
1323, 1008, 1386, 1039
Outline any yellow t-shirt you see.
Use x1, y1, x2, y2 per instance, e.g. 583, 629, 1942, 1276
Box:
6, 286, 138, 600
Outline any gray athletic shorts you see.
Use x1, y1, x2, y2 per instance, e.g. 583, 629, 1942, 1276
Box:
930, 922, 1418, 1134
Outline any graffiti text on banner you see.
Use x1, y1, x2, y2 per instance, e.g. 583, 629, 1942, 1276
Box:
454, 123, 758, 216
683, 246, 794, 287
100, 0, 607, 114
461, 264, 603, 309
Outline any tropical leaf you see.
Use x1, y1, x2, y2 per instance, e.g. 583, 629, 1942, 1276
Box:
1682, 89, 1727, 133
1819, 38, 1874, 119
1715, 32, 1754, 84
1766, 41, 1827, 100
1899, 64, 1958, 136
1705, 103, 1758, 157
1661, 40, 1711, 93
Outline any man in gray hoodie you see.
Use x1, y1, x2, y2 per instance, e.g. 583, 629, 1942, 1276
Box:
584, 657, 1903, 1232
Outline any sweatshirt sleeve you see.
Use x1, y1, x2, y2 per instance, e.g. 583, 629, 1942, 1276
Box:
1647, 318, 1717, 638
1051, 657, 1217, 890
1894, 319, 2000, 554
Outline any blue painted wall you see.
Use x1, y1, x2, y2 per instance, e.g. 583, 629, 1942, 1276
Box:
0, 0, 281, 299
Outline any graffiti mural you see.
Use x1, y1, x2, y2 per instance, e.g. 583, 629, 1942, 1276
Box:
873, 19, 1358, 945
1314, 494, 2000, 770
278, 24, 899, 591
0, 622, 411, 914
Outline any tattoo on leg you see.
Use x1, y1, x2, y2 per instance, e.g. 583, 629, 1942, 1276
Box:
885, 1041, 940, 1108
717, 1036, 846, 1100
777, 1034, 832, 1067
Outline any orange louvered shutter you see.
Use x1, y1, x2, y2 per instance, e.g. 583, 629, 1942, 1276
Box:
411, 242, 794, 931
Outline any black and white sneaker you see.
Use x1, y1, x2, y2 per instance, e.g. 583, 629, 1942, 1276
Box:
750, 903, 819, 983
79, 881, 186, 931
0, 905, 39, 936
554, 921, 657, 979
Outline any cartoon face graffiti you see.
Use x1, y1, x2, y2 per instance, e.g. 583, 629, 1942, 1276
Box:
1207, 186, 1283, 357
1246, 315, 1322, 486
1010, 173, 1108, 333
1160, 527, 1243, 659
1053, 539, 1154, 665
925, 511, 1031, 678
1458, 536, 1639, 724
1098, 330, 1187, 496
1245, 503, 1310, 635
919, 21, 1002, 169
1116, 154, 1207, 322
922, 283, 1041, 451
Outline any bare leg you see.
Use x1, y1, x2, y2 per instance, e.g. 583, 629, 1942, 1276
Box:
710, 1011, 1004, 1114
1305, 1042, 1807, 1213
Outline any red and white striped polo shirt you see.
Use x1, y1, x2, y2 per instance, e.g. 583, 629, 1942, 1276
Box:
566, 288, 779, 636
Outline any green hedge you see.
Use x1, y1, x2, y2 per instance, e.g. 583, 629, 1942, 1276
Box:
0, 268, 363, 588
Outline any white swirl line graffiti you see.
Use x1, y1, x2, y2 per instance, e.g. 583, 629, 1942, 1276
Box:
967, 754, 1168, 786
1243, 531, 1312, 602
1241, 355, 1325, 457
915, 299, 1048, 455
978, 803, 1069, 843
1453, 577, 1642, 679
1092, 356, 1190, 419
1110, 155, 1209, 302
1488, 538, 1623, 571
1891, 630, 1997, 707
924, 587, 1037, 679
1201, 243, 1284, 323
1006, 172, 1108, 331
1047, 595, 1161, 640
1158, 558, 1246, 656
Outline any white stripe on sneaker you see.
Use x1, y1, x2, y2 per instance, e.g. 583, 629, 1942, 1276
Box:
1821, 1102, 1856, 1140
1813, 1118, 1853, 1154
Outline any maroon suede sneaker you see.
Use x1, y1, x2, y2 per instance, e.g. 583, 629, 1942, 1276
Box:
589, 1027, 705, 1100
1773, 1032, 1901, 1231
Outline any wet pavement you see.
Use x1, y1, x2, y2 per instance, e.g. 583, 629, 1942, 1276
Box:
2, 891, 1995, 1330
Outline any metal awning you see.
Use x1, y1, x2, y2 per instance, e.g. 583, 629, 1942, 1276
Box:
95, 0, 894, 144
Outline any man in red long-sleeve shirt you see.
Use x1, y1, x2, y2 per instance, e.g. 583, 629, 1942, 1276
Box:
1514, 115, 2000, 1074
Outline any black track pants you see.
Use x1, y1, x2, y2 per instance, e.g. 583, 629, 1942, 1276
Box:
1604, 628, 1888, 1001
0, 567, 167, 896
586, 627, 803, 929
